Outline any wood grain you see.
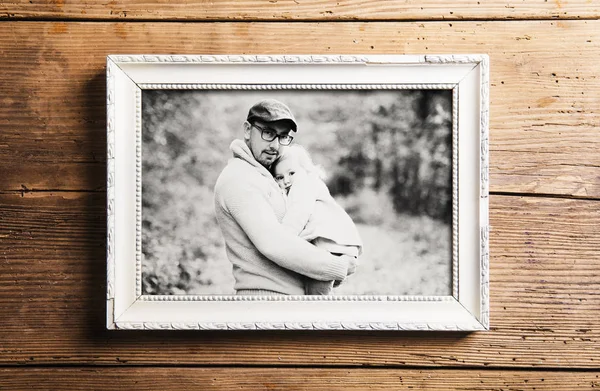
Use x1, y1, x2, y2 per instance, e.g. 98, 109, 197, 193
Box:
1, 368, 600, 390
0, 0, 598, 388
0, 21, 598, 197
1, 0, 599, 21
1, 193, 598, 367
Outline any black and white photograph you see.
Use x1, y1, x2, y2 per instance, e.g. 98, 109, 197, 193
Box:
140, 88, 453, 297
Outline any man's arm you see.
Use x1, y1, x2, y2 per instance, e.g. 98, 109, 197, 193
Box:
219, 178, 351, 281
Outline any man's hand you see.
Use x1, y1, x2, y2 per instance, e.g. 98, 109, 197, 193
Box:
340, 255, 358, 276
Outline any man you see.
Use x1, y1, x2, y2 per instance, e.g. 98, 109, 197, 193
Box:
214, 99, 357, 295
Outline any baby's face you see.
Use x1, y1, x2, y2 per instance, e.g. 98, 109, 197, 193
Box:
274, 156, 303, 193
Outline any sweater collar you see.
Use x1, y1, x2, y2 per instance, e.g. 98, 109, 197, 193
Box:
230, 139, 277, 182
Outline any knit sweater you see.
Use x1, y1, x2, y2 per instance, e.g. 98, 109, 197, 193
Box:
213, 140, 350, 295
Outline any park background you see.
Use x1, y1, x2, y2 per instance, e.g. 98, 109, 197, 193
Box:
141, 89, 453, 296
1, 2, 599, 389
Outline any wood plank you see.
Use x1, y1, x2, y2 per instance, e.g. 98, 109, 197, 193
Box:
1, 368, 600, 390
0, 21, 598, 196
1, 192, 599, 367
1, 0, 599, 21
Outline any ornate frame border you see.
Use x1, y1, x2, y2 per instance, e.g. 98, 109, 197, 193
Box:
107, 54, 489, 331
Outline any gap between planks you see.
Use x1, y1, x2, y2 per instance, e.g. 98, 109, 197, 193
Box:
1, 363, 600, 372
1, 190, 599, 202
1, 17, 600, 23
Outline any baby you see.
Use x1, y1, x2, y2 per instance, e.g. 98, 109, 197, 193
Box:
272, 144, 362, 295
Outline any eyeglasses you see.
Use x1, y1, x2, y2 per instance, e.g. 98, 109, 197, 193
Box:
251, 123, 294, 146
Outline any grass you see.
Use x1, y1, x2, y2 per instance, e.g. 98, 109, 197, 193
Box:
170, 213, 452, 296
334, 219, 452, 296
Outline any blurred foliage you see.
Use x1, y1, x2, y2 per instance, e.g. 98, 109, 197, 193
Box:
141, 89, 452, 295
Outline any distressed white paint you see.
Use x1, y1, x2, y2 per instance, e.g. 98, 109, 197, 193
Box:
106, 54, 490, 331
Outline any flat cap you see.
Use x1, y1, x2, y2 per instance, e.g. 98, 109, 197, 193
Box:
247, 99, 297, 132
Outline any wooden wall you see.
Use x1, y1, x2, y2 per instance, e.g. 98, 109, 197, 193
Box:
1, 1, 599, 389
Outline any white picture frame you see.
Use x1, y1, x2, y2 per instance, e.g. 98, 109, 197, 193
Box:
106, 54, 489, 331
